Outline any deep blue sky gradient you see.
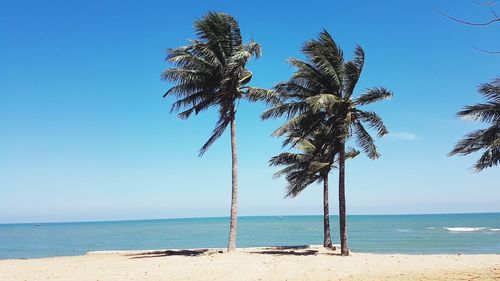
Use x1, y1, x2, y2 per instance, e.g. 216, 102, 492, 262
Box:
0, 0, 499, 223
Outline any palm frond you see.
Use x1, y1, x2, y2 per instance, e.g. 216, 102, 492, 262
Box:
194, 11, 242, 64
199, 108, 231, 156
474, 146, 499, 172
272, 114, 309, 137
302, 30, 344, 92
274, 81, 319, 99
170, 90, 213, 113
287, 58, 331, 91
458, 103, 500, 123
269, 152, 311, 167
449, 125, 499, 156
161, 68, 210, 84
244, 41, 262, 59
245, 87, 279, 105
261, 101, 309, 120
305, 94, 343, 113
285, 173, 319, 198
344, 45, 364, 98
355, 110, 389, 137
353, 121, 380, 159
280, 115, 326, 148
355, 87, 393, 106
345, 147, 360, 159
478, 77, 500, 103
273, 164, 302, 179
177, 96, 217, 119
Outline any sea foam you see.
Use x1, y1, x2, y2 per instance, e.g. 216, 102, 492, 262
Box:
444, 227, 486, 232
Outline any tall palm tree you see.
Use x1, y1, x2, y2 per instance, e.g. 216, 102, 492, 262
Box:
162, 12, 262, 252
263, 30, 392, 256
449, 78, 500, 171
269, 127, 359, 248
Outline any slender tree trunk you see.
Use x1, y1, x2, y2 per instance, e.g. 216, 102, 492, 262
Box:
323, 174, 333, 248
338, 142, 349, 256
227, 106, 238, 252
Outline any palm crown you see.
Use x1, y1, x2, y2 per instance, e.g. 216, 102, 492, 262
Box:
263, 30, 392, 158
270, 127, 332, 197
450, 77, 500, 171
162, 12, 261, 155
270, 127, 359, 197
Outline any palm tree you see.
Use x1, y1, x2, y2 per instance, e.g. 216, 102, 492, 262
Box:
449, 78, 500, 171
263, 30, 392, 256
269, 127, 359, 248
161, 12, 262, 252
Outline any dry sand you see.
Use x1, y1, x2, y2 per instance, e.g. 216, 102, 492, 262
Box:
0, 246, 499, 280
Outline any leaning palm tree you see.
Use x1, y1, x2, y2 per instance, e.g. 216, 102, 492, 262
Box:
449, 78, 500, 171
263, 30, 392, 256
270, 127, 359, 248
161, 12, 262, 252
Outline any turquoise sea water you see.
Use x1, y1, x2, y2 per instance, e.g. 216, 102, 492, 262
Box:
0, 213, 499, 259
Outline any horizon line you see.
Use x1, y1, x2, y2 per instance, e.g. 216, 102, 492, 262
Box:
2, 211, 499, 225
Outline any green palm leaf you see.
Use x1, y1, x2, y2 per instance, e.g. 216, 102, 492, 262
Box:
450, 77, 499, 171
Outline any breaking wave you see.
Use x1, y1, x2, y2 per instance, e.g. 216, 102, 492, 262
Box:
443, 227, 493, 232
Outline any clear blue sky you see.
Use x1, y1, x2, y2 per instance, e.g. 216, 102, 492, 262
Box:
1, 0, 498, 223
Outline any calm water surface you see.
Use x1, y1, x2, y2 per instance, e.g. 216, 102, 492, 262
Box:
0, 213, 499, 259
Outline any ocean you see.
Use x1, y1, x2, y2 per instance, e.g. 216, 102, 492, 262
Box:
0, 213, 499, 259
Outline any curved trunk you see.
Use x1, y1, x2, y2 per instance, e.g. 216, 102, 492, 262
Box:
323, 174, 333, 248
227, 106, 238, 252
338, 142, 349, 256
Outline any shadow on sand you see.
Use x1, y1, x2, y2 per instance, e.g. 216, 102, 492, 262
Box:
250, 245, 320, 256
251, 249, 319, 256
127, 245, 339, 258
128, 249, 209, 259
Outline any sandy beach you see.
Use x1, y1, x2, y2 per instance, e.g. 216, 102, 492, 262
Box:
1, 246, 498, 281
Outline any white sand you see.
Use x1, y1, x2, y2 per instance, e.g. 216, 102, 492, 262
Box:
1, 246, 499, 280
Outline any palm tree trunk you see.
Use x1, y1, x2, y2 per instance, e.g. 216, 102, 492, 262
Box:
338, 142, 349, 256
227, 106, 238, 252
323, 174, 333, 248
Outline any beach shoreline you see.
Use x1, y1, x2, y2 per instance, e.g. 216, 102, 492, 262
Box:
1, 246, 498, 280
